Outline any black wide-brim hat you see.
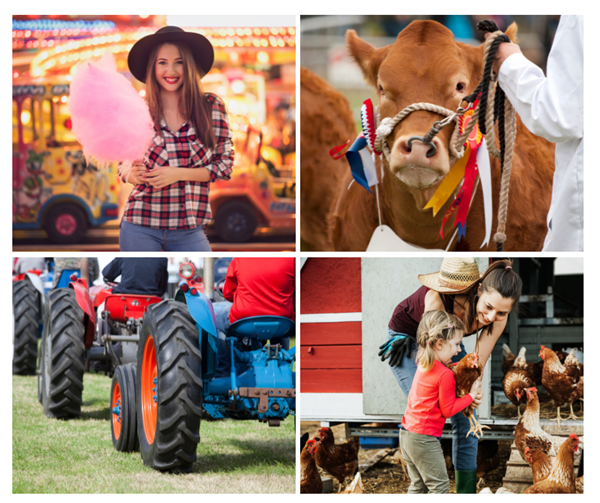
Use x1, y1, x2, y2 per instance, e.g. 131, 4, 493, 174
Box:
128, 26, 214, 83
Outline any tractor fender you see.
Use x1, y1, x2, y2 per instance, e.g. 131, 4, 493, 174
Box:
69, 280, 96, 324
69, 279, 96, 348
23, 272, 44, 298
184, 291, 217, 337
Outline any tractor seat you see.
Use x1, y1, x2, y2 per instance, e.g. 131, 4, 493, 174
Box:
226, 316, 294, 341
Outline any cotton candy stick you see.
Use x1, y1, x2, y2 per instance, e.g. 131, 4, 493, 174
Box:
69, 51, 154, 178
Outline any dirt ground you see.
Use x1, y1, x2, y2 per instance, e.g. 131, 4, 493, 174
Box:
301, 422, 512, 494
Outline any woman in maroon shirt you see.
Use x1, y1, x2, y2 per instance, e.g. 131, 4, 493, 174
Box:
380, 257, 522, 493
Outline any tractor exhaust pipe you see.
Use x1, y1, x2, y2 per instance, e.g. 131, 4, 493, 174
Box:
204, 257, 215, 301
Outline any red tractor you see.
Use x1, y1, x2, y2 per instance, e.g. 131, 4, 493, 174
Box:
38, 274, 163, 420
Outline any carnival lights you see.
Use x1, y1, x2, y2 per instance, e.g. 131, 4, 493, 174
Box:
25, 26, 295, 77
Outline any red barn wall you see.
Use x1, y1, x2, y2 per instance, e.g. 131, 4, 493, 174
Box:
301, 258, 363, 393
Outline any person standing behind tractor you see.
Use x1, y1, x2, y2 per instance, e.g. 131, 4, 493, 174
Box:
119, 26, 234, 252
102, 258, 168, 297
214, 257, 295, 376
486, 15, 583, 251
50, 257, 99, 289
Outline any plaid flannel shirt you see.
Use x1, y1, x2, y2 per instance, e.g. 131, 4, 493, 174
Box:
123, 94, 233, 229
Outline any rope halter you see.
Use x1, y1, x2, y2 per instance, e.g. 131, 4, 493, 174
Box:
374, 102, 479, 167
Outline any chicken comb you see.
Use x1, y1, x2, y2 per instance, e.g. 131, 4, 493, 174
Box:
569, 433, 578, 440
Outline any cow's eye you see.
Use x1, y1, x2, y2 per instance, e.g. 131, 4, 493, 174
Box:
378, 84, 385, 96
456, 83, 465, 93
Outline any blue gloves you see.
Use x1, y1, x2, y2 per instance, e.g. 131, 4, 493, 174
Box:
379, 335, 413, 367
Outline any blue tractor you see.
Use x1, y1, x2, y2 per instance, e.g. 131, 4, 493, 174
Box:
110, 258, 296, 472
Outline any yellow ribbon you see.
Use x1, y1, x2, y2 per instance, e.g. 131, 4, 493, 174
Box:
423, 142, 471, 216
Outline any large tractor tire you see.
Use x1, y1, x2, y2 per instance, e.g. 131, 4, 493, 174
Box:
137, 300, 203, 473
111, 364, 139, 452
39, 288, 85, 419
13, 280, 41, 375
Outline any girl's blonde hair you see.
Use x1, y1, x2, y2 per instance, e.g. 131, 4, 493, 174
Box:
416, 310, 465, 372
144, 41, 218, 150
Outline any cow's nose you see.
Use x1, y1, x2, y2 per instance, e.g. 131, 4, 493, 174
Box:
397, 136, 441, 163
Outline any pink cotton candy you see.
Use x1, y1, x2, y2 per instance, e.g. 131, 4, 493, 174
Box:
69, 52, 154, 172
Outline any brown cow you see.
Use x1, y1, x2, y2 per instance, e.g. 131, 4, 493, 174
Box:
300, 67, 355, 251
311, 21, 555, 251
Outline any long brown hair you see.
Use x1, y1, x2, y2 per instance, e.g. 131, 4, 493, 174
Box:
456, 259, 522, 335
144, 41, 217, 150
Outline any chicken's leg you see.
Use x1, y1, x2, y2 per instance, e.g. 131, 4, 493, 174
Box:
555, 407, 562, 427
567, 403, 581, 421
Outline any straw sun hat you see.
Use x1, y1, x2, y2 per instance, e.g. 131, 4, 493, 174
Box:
418, 257, 482, 294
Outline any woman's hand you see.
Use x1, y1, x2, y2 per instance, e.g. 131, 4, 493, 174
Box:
468, 377, 482, 402
142, 165, 182, 189
127, 161, 147, 185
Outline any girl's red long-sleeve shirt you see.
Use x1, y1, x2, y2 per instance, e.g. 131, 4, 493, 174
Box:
401, 360, 473, 437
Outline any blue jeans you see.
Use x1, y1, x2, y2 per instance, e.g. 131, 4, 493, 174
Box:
387, 328, 477, 471
119, 220, 211, 251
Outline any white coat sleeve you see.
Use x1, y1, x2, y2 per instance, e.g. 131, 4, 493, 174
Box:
498, 15, 583, 143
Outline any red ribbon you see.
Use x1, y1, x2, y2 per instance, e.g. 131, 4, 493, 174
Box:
329, 139, 351, 160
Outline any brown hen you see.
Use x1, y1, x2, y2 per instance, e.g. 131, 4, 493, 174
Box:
524, 447, 552, 484
300, 438, 323, 494
315, 427, 359, 492
502, 346, 535, 419
515, 387, 568, 463
523, 434, 579, 493
540, 346, 580, 425
449, 352, 489, 438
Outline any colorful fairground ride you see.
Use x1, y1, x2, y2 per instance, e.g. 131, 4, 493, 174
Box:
12, 18, 124, 244
13, 18, 296, 243
12, 81, 121, 244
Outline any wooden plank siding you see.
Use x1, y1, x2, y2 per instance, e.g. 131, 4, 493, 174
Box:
301, 258, 363, 393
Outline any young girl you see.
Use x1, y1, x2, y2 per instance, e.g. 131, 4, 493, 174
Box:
120, 26, 234, 251
399, 310, 481, 494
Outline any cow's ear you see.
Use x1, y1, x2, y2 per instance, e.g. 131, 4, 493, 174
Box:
346, 30, 389, 88
505, 22, 519, 44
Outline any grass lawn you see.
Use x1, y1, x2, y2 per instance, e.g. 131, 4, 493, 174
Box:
13, 373, 295, 493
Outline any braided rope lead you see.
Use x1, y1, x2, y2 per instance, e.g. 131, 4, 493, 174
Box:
477, 24, 517, 249
494, 99, 517, 245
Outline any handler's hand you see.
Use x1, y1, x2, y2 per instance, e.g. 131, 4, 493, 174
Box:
484, 32, 522, 74
142, 165, 181, 189
127, 161, 147, 185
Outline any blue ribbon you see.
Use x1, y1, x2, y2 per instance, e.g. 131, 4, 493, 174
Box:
346, 135, 373, 193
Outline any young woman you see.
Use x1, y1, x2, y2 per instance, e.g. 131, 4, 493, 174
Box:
379, 257, 522, 493
400, 311, 481, 494
120, 26, 233, 251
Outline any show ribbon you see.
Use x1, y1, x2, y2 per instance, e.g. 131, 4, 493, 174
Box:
477, 140, 492, 248
328, 98, 380, 193
438, 112, 483, 241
